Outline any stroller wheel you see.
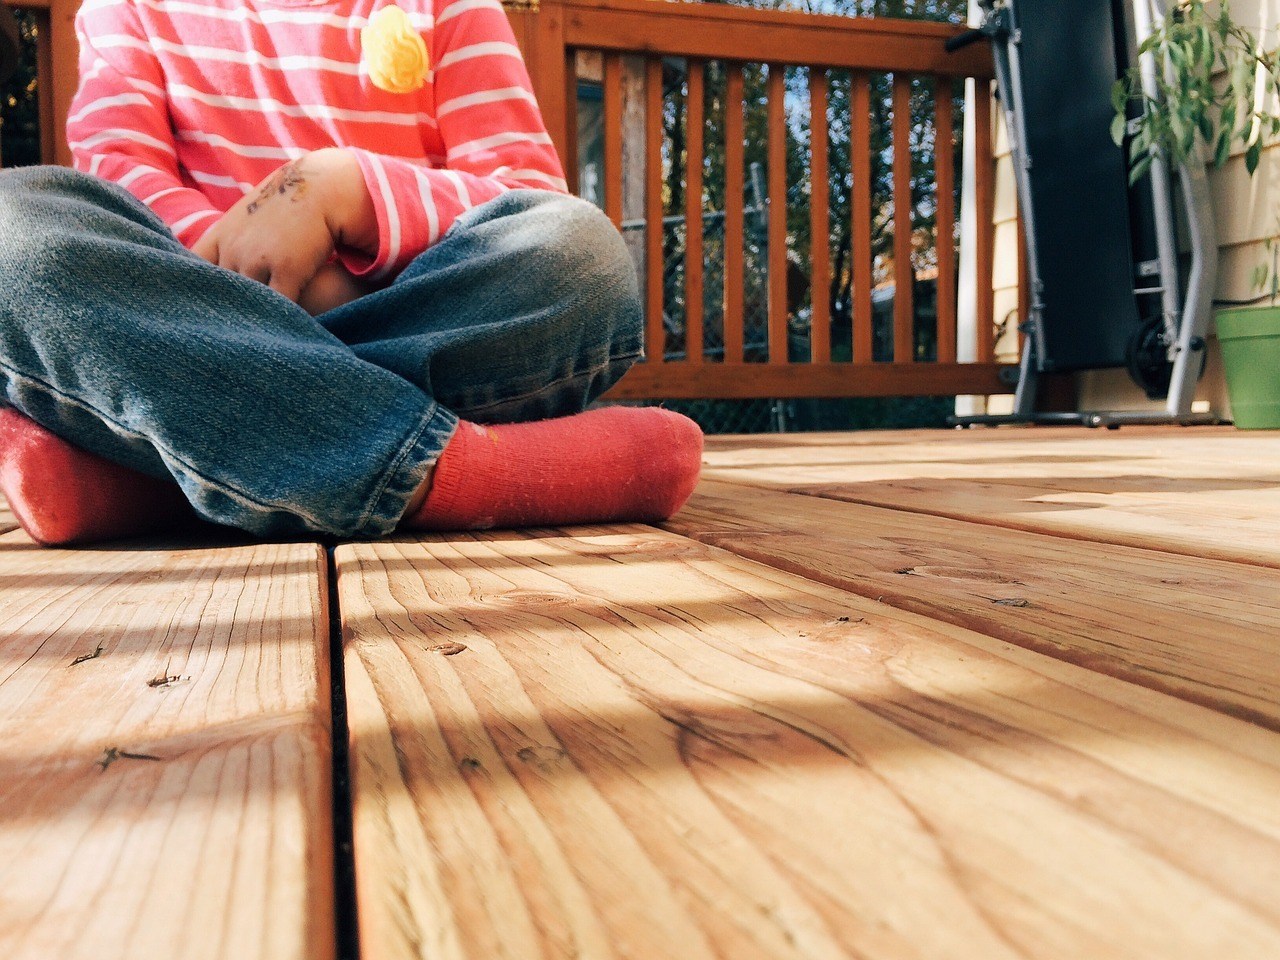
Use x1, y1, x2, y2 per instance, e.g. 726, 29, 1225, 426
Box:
1125, 315, 1205, 400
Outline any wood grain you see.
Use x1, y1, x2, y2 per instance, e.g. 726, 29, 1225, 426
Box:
699, 429, 1280, 568
338, 529, 1280, 960
891, 73, 914, 363
723, 63, 746, 365
602, 53, 623, 227
668, 480, 1280, 730
0, 498, 16, 534
934, 77, 956, 364
851, 73, 873, 363
0, 532, 334, 960
808, 70, 830, 364
603, 360, 1010, 400
685, 58, 705, 366
767, 63, 787, 365
555, 0, 996, 78
644, 56, 665, 365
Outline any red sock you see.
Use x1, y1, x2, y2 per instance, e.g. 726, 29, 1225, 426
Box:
0, 407, 195, 546
406, 406, 703, 531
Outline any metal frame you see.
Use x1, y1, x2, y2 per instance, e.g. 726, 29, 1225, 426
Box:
953, 0, 1222, 428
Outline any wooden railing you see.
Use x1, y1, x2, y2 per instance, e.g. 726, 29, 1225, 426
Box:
5, 0, 1012, 400
509, 0, 1009, 399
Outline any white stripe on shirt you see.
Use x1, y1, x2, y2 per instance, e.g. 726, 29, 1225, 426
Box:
69, 128, 176, 156
84, 0, 433, 31
170, 208, 221, 236
436, 0, 504, 26
436, 86, 537, 118
177, 130, 304, 161
435, 41, 522, 71
67, 92, 153, 125
167, 83, 438, 128
366, 155, 402, 280
447, 130, 553, 162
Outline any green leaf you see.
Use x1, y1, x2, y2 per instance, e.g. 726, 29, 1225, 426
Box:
1129, 153, 1155, 185
1215, 128, 1232, 167
1111, 79, 1128, 114
1169, 109, 1188, 157
1111, 113, 1128, 147
1246, 138, 1264, 175
1232, 54, 1251, 102
1198, 111, 1214, 142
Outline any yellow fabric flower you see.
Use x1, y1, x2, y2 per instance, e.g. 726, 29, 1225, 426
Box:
361, 6, 429, 94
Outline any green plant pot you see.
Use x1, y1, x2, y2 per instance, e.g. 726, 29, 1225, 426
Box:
1216, 305, 1280, 429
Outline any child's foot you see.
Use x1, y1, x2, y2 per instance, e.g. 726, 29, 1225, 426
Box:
404, 406, 703, 531
0, 407, 195, 546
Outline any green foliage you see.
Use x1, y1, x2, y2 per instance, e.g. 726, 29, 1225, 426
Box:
1112, 0, 1280, 184
0, 11, 41, 168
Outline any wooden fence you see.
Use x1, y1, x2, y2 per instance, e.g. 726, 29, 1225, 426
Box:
511, 0, 1008, 399
3, 0, 1013, 400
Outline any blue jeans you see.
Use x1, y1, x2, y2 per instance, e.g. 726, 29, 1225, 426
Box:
0, 167, 642, 536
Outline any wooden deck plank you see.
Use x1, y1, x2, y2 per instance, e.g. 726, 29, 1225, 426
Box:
0, 531, 334, 960
668, 480, 1280, 730
338, 529, 1280, 960
701, 429, 1280, 567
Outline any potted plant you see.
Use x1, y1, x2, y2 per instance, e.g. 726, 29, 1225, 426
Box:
1113, 0, 1280, 427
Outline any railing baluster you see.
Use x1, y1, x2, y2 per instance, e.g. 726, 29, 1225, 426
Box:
809, 70, 831, 364
603, 52, 624, 228
852, 72, 873, 363
974, 79, 996, 363
645, 57, 666, 365
564, 50, 579, 195
685, 59, 705, 366
32, 8, 55, 165
934, 76, 957, 364
724, 63, 746, 365
892, 73, 914, 364
767, 62, 788, 365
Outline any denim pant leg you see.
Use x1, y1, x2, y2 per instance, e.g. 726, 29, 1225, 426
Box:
0, 166, 454, 538
319, 190, 643, 423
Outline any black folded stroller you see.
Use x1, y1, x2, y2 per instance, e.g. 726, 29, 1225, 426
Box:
948, 0, 1219, 427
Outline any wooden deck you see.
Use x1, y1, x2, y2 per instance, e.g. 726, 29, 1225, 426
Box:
3, 426, 1279, 959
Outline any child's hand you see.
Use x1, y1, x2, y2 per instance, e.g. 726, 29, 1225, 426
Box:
298, 262, 375, 316
192, 149, 376, 305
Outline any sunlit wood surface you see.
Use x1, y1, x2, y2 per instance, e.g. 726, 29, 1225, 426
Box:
339, 427, 1280, 960
4, 427, 1278, 958
0, 532, 334, 960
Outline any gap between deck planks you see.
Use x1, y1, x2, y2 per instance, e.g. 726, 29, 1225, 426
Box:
0, 529, 335, 960
336, 527, 1280, 960
699, 427, 1280, 568
668, 480, 1280, 731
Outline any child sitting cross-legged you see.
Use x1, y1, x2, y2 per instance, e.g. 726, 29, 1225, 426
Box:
0, 0, 702, 545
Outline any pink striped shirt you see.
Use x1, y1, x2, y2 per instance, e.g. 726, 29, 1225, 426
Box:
68, 0, 568, 279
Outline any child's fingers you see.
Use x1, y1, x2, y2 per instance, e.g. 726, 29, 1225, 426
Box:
191, 231, 219, 264
267, 266, 307, 304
